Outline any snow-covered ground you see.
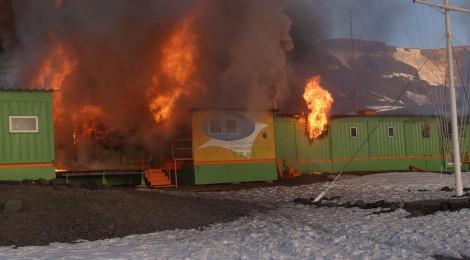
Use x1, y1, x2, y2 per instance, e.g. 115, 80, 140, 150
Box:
1, 172, 470, 259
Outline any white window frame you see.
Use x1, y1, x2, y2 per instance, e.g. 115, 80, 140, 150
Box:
387, 127, 395, 138
224, 118, 238, 134
208, 118, 223, 134
9, 116, 39, 133
350, 127, 357, 138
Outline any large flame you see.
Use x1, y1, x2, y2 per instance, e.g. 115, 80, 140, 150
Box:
72, 105, 111, 144
32, 34, 75, 90
301, 75, 333, 141
32, 32, 76, 124
147, 18, 199, 123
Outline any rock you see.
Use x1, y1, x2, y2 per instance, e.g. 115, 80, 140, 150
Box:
322, 201, 340, 207
342, 201, 352, 208
37, 178, 49, 186
373, 200, 387, 208
441, 186, 453, 192
355, 200, 366, 208
50, 178, 66, 186
293, 198, 314, 206
407, 210, 424, 218
463, 187, 470, 192
440, 201, 451, 211
0, 180, 21, 185
21, 179, 34, 185
3, 199, 23, 214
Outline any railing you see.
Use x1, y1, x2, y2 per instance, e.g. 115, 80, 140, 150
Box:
168, 139, 193, 188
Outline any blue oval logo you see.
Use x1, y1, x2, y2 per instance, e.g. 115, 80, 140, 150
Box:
202, 112, 255, 141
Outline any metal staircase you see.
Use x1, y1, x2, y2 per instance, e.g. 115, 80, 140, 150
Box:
144, 139, 193, 188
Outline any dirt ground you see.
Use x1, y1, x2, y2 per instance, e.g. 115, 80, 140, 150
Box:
0, 173, 346, 247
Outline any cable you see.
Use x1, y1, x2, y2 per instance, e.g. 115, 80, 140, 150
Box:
314, 43, 444, 202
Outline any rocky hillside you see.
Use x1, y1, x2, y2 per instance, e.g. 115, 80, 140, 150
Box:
285, 39, 470, 115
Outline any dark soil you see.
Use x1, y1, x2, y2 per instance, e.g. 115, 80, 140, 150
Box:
0, 172, 347, 247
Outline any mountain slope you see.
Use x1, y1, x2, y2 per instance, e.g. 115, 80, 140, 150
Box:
284, 39, 470, 115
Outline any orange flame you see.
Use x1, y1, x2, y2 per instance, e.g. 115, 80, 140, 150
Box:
32, 33, 75, 90
72, 105, 110, 144
301, 76, 333, 141
147, 18, 199, 123
32, 32, 76, 125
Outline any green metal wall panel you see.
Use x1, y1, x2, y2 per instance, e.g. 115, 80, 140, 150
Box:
404, 121, 441, 156
331, 121, 369, 159
368, 121, 406, 157
274, 115, 451, 173
0, 91, 54, 164
194, 162, 277, 185
274, 119, 297, 161
0, 166, 55, 180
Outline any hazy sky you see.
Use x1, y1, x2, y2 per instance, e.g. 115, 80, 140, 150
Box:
289, 0, 470, 49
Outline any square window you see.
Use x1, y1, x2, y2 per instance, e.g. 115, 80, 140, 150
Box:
388, 127, 395, 137
209, 118, 223, 134
350, 127, 357, 138
224, 118, 238, 134
9, 116, 39, 133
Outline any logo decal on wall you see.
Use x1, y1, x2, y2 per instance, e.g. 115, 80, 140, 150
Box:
198, 112, 268, 158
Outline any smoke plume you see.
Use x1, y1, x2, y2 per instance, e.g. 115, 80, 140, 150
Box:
0, 0, 293, 168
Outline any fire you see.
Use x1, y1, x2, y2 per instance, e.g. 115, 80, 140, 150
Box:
72, 105, 111, 144
147, 18, 199, 123
161, 18, 198, 85
301, 75, 333, 141
32, 32, 76, 124
32, 33, 75, 90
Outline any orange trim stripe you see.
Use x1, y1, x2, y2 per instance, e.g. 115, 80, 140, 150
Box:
194, 159, 276, 166
286, 154, 445, 164
0, 162, 54, 169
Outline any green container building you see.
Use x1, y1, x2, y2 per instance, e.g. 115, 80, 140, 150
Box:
0, 89, 55, 181
274, 114, 458, 173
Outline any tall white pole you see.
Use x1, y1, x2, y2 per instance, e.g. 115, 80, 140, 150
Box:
444, 0, 464, 196
414, 0, 469, 196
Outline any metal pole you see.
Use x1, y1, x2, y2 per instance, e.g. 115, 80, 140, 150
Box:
413, 0, 468, 196
444, 0, 463, 196
350, 10, 358, 115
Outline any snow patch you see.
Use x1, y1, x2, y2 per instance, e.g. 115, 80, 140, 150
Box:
371, 91, 404, 105
393, 48, 445, 86
2, 172, 470, 259
406, 91, 430, 105
366, 105, 404, 112
382, 72, 415, 81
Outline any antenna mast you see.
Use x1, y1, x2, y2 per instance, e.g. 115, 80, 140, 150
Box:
414, 0, 470, 197
350, 10, 358, 115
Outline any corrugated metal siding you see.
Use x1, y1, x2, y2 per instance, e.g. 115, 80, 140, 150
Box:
405, 121, 441, 156
0, 91, 54, 163
274, 115, 451, 173
368, 121, 406, 157
331, 121, 369, 159
274, 119, 297, 161
274, 117, 331, 161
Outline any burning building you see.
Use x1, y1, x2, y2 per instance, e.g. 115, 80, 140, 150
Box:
0, 0, 296, 172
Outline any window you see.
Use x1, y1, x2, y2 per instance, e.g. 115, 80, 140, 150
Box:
224, 118, 238, 134
350, 127, 357, 138
388, 127, 395, 137
209, 118, 223, 134
422, 124, 430, 138
9, 116, 39, 133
